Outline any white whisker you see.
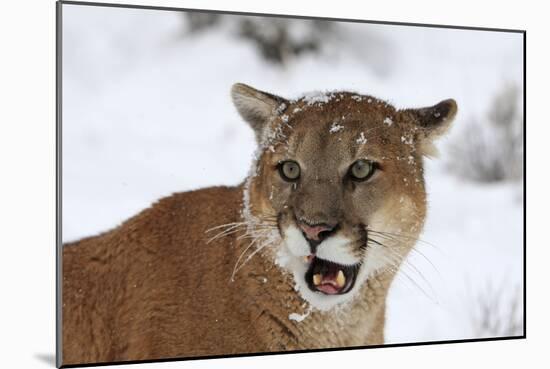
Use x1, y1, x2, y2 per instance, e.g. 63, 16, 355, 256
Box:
230, 230, 271, 282
233, 238, 275, 278
368, 229, 442, 276
205, 222, 249, 233
206, 226, 245, 244
378, 250, 439, 304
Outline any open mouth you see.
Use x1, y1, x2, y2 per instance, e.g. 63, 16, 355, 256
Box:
304, 255, 360, 295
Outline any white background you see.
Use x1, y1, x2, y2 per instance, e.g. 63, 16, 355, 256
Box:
0, 0, 546, 369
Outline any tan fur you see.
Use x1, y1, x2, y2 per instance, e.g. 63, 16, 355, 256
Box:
62, 83, 456, 365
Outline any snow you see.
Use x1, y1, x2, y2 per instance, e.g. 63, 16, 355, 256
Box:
275, 102, 287, 115
356, 132, 367, 145
401, 135, 414, 145
301, 91, 334, 105
385, 174, 523, 343
384, 117, 393, 126
289, 307, 312, 322
62, 5, 523, 346
329, 122, 345, 133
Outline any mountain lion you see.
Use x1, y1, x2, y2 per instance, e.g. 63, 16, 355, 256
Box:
62, 83, 457, 365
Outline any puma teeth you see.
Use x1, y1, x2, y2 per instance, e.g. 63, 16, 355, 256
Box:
336, 270, 346, 288
313, 273, 322, 286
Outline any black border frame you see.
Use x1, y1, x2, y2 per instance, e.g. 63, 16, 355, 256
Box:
56, 1, 527, 367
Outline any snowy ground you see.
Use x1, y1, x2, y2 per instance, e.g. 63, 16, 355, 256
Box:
62, 5, 524, 345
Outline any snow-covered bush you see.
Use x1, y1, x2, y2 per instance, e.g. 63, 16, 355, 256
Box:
469, 281, 523, 337
236, 18, 334, 64
184, 12, 220, 32
447, 84, 523, 182
182, 13, 336, 64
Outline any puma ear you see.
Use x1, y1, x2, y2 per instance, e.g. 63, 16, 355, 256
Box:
405, 99, 458, 157
231, 83, 288, 142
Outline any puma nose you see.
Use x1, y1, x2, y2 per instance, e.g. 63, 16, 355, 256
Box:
299, 222, 336, 242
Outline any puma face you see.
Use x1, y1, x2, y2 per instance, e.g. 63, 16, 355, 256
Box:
232, 83, 457, 311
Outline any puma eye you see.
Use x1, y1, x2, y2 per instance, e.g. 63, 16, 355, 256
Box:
349, 159, 376, 181
279, 161, 301, 181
